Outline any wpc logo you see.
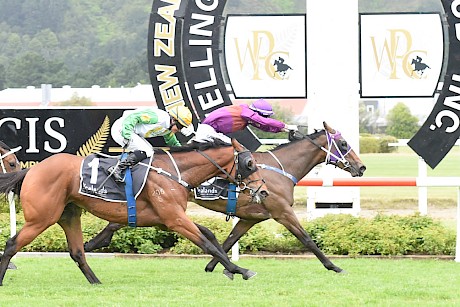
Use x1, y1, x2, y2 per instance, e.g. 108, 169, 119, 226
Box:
224, 15, 306, 98
370, 29, 430, 80
232, 30, 292, 81
360, 13, 443, 98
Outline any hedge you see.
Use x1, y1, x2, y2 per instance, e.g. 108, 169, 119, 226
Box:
0, 213, 455, 256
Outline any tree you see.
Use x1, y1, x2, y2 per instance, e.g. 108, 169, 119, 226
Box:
56, 93, 93, 106
385, 102, 419, 138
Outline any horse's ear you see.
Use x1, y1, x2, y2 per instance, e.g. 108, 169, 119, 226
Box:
231, 138, 245, 151
323, 121, 336, 134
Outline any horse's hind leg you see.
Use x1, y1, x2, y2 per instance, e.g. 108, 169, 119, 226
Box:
195, 223, 256, 279
58, 204, 101, 284
84, 222, 124, 252
204, 219, 258, 273
166, 214, 255, 280
0, 221, 52, 286
0, 252, 17, 270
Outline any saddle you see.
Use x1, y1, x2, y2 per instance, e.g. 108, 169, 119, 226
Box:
79, 154, 152, 202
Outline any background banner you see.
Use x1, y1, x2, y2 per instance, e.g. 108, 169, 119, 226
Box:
148, 0, 261, 150
0, 108, 147, 166
360, 13, 443, 98
408, 1, 460, 168
224, 14, 306, 98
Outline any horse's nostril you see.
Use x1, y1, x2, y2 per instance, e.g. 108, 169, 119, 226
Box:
360, 165, 367, 173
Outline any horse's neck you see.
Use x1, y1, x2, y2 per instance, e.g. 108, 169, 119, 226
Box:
258, 136, 326, 179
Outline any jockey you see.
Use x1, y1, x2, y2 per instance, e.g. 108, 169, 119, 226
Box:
108, 106, 193, 182
193, 99, 298, 143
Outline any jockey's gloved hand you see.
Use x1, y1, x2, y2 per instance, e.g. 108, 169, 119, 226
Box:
284, 124, 298, 132
181, 126, 194, 137
122, 138, 131, 148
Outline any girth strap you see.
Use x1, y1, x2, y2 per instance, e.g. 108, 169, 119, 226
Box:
124, 167, 137, 227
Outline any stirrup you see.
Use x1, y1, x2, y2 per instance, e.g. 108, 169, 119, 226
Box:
107, 165, 125, 183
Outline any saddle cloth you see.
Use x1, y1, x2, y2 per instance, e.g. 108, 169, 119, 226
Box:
193, 177, 239, 200
79, 154, 152, 202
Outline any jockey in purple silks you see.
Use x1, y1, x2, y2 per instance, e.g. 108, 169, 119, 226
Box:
193, 99, 298, 143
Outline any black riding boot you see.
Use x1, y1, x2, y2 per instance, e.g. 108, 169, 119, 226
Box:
107, 150, 148, 183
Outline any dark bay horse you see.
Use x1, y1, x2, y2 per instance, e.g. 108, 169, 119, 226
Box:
0, 139, 269, 285
85, 122, 366, 274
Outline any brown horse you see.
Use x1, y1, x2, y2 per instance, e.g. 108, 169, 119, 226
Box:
0, 141, 21, 270
85, 122, 366, 274
0, 138, 269, 285
0, 141, 21, 173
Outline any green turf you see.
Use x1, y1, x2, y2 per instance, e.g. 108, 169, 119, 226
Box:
1, 257, 459, 306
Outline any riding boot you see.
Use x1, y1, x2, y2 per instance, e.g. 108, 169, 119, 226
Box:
107, 150, 148, 183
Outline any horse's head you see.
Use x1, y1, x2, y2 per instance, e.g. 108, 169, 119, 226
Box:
0, 141, 21, 174
320, 122, 366, 177
231, 138, 269, 203
289, 122, 366, 177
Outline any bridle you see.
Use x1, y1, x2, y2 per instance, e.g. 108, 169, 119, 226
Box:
0, 146, 21, 174
291, 128, 354, 171
196, 149, 265, 197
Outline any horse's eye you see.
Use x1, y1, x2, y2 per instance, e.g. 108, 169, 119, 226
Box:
247, 160, 253, 169
9, 162, 16, 168
341, 141, 348, 150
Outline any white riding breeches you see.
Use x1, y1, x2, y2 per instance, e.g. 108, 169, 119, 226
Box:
111, 118, 154, 157
192, 124, 231, 144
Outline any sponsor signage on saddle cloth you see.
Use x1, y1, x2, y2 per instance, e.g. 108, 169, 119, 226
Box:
409, 0, 460, 168
224, 15, 306, 99
360, 13, 443, 98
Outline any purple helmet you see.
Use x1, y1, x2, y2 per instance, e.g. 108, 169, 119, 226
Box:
249, 99, 274, 117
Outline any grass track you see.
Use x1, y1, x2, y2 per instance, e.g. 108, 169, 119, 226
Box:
2, 257, 460, 306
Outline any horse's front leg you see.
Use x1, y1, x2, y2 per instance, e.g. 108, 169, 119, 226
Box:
204, 219, 258, 273
167, 216, 256, 280
274, 209, 344, 273
84, 222, 124, 252
58, 204, 101, 284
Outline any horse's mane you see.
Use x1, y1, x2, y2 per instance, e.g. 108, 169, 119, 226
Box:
271, 129, 325, 152
154, 138, 231, 154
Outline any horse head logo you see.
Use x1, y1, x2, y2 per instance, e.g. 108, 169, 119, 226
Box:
273, 57, 293, 79
411, 56, 430, 77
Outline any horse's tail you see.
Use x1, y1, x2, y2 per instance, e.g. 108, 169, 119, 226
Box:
0, 168, 29, 196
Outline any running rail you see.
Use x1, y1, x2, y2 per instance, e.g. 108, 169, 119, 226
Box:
297, 177, 460, 187
297, 176, 460, 263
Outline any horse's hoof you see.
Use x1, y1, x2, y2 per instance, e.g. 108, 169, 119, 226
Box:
337, 269, 348, 275
243, 270, 257, 280
204, 264, 214, 273
223, 269, 234, 280
7, 262, 17, 270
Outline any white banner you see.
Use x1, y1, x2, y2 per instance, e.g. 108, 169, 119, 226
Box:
360, 13, 443, 98
224, 15, 306, 98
